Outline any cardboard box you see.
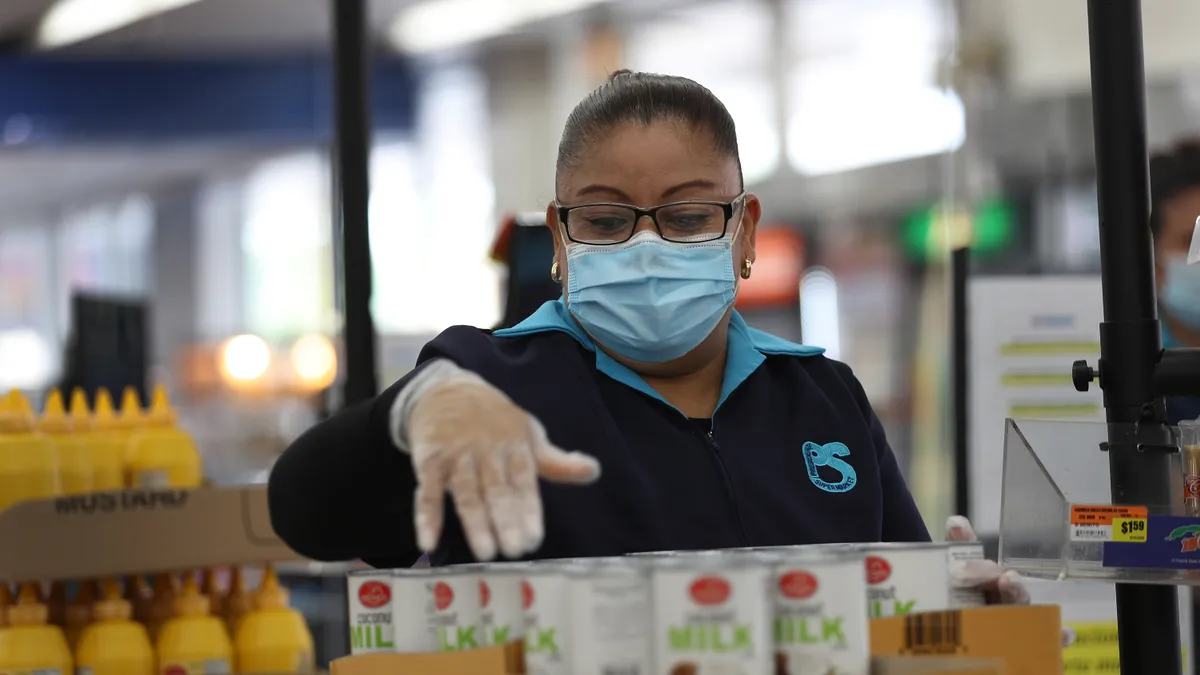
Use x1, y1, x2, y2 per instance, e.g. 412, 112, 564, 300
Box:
329, 650, 1001, 675
0, 485, 305, 582
872, 656, 1003, 674
871, 605, 1062, 675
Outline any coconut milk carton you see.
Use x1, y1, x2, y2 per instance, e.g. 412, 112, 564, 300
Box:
346, 571, 394, 654
771, 549, 870, 675
857, 542, 986, 618
651, 555, 772, 675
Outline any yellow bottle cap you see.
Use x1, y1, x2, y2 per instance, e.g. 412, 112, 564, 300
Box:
0, 389, 36, 433
118, 387, 143, 429
93, 579, 132, 622
8, 582, 48, 626
173, 574, 211, 618
68, 388, 94, 432
39, 389, 72, 434
145, 385, 178, 427
94, 388, 117, 429
254, 565, 290, 611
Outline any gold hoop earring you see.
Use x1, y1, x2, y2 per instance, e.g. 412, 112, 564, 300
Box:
550, 260, 561, 282
740, 258, 753, 280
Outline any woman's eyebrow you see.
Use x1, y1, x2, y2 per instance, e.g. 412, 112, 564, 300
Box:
575, 184, 631, 201
660, 179, 719, 200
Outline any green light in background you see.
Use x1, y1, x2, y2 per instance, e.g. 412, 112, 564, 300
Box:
902, 197, 1015, 262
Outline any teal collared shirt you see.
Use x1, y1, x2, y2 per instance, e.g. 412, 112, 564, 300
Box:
493, 300, 825, 416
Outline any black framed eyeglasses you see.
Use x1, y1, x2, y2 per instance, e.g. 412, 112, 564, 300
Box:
555, 192, 747, 245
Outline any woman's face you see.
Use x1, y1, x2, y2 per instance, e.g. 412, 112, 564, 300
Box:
1156, 186, 1200, 290
546, 121, 762, 372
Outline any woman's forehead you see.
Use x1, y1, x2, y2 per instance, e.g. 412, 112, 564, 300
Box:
560, 122, 740, 203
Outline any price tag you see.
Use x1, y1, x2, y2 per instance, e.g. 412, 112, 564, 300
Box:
1070, 505, 1149, 542
1112, 517, 1148, 543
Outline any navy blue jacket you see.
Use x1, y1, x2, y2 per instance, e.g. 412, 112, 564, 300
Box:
268, 301, 930, 567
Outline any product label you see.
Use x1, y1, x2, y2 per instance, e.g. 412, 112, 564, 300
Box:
347, 575, 394, 654
1103, 514, 1200, 569
652, 566, 771, 675
479, 574, 524, 646
524, 574, 570, 675
428, 576, 482, 652
773, 559, 870, 675
159, 659, 232, 675
54, 490, 189, 515
866, 545, 984, 619
1070, 505, 1149, 542
567, 572, 652, 675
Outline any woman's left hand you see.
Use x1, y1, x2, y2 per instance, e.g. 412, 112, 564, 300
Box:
945, 515, 1031, 605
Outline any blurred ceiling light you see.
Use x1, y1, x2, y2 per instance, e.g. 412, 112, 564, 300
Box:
0, 329, 55, 391
36, 0, 203, 49
219, 334, 271, 384
290, 334, 337, 390
389, 0, 606, 53
788, 86, 965, 176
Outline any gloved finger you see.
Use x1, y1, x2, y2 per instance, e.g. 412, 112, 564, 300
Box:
996, 569, 1031, 605
479, 444, 527, 559
946, 515, 978, 542
447, 452, 497, 561
529, 418, 601, 484
508, 440, 544, 551
951, 559, 1004, 589
412, 447, 450, 553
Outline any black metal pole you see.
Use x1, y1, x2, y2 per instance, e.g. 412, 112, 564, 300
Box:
1087, 2, 1180, 673
332, 0, 378, 405
950, 246, 970, 519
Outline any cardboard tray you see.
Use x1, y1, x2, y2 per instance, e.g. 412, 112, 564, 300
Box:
0, 485, 305, 582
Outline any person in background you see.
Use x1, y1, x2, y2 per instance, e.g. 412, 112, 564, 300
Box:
268, 70, 1024, 603
1151, 140, 1200, 424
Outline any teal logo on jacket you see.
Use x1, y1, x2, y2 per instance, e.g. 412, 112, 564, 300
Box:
803, 441, 857, 493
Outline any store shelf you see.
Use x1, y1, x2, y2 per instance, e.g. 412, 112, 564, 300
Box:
0, 485, 305, 582
999, 417, 1200, 584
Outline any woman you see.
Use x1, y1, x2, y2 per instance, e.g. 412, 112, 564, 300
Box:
268, 71, 1023, 601
1151, 140, 1200, 423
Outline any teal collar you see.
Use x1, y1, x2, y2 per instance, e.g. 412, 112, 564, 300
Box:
493, 300, 825, 415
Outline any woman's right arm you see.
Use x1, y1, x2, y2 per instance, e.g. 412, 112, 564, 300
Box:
267, 370, 425, 568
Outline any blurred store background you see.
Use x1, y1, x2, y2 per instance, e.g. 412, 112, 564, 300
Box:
2, 0, 1200, 667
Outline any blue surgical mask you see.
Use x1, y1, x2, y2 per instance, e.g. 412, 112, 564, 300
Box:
565, 230, 738, 363
1163, 256, 1200, 330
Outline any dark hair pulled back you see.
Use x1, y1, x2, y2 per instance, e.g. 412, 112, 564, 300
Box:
556, 70, 743, 190
1151, 138, 1200, 238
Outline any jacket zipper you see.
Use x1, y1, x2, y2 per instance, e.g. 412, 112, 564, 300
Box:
701, 425, 750, 547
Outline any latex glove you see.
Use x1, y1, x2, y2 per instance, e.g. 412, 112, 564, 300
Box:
393, 358, 601, 561
946, 515, 1031, 605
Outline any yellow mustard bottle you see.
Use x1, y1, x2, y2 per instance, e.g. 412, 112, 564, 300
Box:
47, 581, 67, 628
0, 389, 61, 511
77, 579, 154, 675
0, 582, 72, 674
127, 386, 202, 489
222, 568, 253, 638
72, 388, 125, 492
234, 566, 314, 674
156, 574, 232, 675
126, 575, 155, 629
65, 580, 98, 651
116, 387, 145, 487
39, 389, 93, 495
200, 569, 225, 621
145, 574, 179, 644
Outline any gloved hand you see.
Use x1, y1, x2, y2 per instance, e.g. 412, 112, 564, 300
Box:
945, 515, 1031, 605
392, 359, 601, 561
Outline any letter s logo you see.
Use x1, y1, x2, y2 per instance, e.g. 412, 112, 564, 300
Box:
803, 441, 857, 493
